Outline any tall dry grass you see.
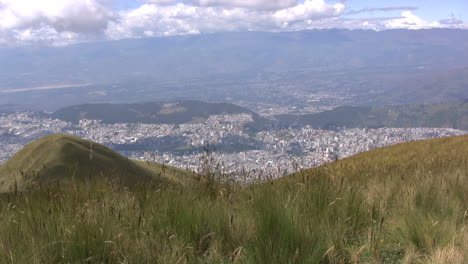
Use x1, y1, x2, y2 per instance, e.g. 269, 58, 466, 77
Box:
0, 136, 466, 263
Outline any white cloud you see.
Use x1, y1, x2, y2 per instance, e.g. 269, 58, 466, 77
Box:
106, 4, 201, 39
346, 6, 418, 15
384, 11, 440, 30
273, 0, 345, 26
144, 0, 180, 5
0, 0, 112, 32
12, 26, 80, 46
0, 0, 113, 45
188, 0, 298, 10
0, 0, 467, 46
439, 17, 464, 25
106, 0, 345, 39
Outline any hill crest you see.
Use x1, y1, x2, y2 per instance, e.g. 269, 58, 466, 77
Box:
0, 134, 180, 192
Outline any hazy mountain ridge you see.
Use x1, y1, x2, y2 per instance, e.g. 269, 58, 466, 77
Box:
2, 29, 467, 83
275, 102, 468, 130
52, 100, 261, 123
1, 29, 468, 111
51, 100, 468, 131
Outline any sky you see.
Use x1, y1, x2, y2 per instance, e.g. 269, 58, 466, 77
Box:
0, 0, 466, 46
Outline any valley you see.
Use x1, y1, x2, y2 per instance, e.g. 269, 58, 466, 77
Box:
1, 101, 466, 179
1, 21, 468, 263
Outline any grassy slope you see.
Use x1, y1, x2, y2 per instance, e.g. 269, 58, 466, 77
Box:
0, 134, 194, 192
0, 135, 466, 263
287, 134, 468, 183
135, 160, 198, 186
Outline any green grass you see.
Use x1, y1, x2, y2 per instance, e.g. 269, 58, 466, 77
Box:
0, 135, 196, 192
0, 135, 467, 263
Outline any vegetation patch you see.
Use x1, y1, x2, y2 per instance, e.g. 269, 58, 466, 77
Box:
0, 135, 466, 263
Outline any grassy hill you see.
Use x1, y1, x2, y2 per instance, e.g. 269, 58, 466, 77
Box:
275, 102, 468, 130
0, 135, 466, 263
0, 134, 193, 192
52, 100, 265, 125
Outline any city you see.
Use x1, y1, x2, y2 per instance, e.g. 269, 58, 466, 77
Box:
1, 111, 465, 180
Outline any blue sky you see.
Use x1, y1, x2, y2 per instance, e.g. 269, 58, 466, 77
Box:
112, 0, 468, 21
346, 0, 467, 21
111, 0, 142, 10
0, 0, 466, 46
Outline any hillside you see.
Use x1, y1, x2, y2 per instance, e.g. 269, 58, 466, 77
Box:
0, 135, 466, 263
52, 100, 267, 126
52, 101, 468, 133
275, 102, 468, 130
0, 134, 193, 192
287, 135, 468, 183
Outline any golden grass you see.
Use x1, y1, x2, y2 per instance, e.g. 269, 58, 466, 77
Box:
0, 135, 466, 263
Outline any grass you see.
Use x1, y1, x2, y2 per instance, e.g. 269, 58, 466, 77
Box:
0, 134, 195, 192
0, 135, 467, 263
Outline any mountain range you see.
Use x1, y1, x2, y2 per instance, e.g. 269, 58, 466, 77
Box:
1, 29, 468, 110
51, 100, 468, 131
275, 102, 468, 130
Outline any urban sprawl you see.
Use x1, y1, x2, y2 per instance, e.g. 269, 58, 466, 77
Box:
1, 112, 466, 180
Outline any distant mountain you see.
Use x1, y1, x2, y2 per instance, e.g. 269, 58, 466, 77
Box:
53, 100, 251, 123
2, 29, 467, 84
275, 103, 468, 130
52, 101, 468, 132
1, 29, 468, 110
52, 100, 271, 131
0, 134, 193, 192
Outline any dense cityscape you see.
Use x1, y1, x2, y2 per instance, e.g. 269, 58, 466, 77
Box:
1, 111, 465, 180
